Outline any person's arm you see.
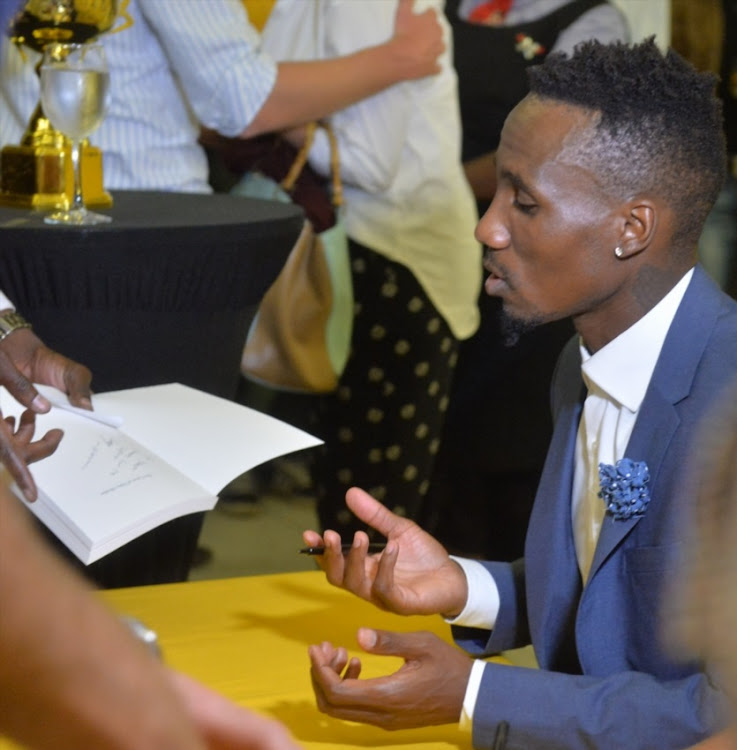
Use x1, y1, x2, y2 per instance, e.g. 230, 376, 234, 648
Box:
308, 626, 724, 747
0, 486, 302, 750
244, 0, 442, 138
264, 0, 417, 192
140, 0, 443, 140
167, 670, 302, 750
466, 660, 725, 750
0, 486, 207, 750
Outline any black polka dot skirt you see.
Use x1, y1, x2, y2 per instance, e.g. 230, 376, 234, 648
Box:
312, 239, 459, 539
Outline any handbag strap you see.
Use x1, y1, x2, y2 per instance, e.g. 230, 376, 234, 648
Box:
280, 122, 343, 208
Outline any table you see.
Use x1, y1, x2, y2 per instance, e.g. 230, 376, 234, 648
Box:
1, 570, 497, 749
0, 190, 304, 397
109, 570, 479, 749
0, 191, 305, 588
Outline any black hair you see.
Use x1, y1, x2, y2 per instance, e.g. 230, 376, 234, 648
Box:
528, 37, 727, 246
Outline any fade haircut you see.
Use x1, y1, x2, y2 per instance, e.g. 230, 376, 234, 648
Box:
528, 37, 726, 246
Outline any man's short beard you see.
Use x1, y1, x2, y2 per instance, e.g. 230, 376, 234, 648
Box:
499, 309, 544, 347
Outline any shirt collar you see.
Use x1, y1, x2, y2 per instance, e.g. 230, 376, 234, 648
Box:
579, 268, 694, 412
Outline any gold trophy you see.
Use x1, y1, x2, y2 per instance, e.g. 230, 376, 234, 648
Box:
0, 0, 131, 209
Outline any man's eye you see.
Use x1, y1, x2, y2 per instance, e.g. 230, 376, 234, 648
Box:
513, 198, 537, 214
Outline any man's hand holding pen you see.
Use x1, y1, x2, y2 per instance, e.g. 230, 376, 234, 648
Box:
299, 543, 387, 556
301, 486, 468, 617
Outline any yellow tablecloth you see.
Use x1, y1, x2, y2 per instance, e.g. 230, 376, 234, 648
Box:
5, 570, 487, 749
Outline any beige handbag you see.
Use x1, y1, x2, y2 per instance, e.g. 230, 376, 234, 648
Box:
238, 122, 353, 393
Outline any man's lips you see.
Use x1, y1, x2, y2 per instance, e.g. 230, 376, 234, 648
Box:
485, 273, 507, 296
483, 247, 503, 277
483, 258, 505, 281
483, 254, 509, 295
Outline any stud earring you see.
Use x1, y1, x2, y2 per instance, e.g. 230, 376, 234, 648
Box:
614, 246, 624, 258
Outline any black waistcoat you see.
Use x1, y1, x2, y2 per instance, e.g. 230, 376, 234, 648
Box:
446, 0, 609, 160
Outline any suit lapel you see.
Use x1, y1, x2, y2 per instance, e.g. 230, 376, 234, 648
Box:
587, 267, 719, 580
526, 345, 585, 666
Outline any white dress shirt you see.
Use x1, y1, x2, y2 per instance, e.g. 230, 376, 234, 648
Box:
0, 0, 277, 193
572, 269, 693, 582
452, 268, 695, 729
0, 291, 13, 311
608, 0, 671, 47
259, 0, 482, 340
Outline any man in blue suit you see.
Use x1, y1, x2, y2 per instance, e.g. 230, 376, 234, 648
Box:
302, 38, 737, 749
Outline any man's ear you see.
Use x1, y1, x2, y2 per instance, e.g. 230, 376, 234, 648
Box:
615, 201, 656, 259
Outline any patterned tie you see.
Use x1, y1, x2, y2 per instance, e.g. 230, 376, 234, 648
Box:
573, 377, 608, 584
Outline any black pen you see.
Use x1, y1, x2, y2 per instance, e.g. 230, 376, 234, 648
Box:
299, 543, 386, 555
492, 721, 509, 750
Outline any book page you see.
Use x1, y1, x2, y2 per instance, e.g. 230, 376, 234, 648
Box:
0, 398, 214, 562
86, 383, 322, 495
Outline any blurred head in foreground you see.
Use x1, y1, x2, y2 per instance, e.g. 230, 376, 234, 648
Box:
671, 377, 737, 744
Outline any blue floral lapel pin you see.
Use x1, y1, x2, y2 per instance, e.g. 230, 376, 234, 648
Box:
598, 458, 651, 520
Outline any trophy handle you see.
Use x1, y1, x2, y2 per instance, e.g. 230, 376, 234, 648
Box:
107, 0, 134, 36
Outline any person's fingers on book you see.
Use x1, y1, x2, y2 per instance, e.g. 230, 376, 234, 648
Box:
14, 410, 64, 464
32, 347, 93, 411
16, 409, 65, 464
60, 355, 93, 410
1, 331, 92, 411
0, 347, 47, 413
25, 428, 65, 466
0, 415, 38, 502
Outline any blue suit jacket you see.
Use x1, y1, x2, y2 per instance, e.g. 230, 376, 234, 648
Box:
453, 266, 737, 749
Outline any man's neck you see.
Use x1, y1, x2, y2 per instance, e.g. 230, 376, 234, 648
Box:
577, 266, 695, 355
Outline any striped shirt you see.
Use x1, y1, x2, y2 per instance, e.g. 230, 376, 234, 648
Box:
0, 0, 277, 193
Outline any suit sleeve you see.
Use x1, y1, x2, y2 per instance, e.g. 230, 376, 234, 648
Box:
469, 661, 726, 750
451, 558, 530, 655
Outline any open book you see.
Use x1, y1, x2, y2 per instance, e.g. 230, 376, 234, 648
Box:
0, 383, 321, 564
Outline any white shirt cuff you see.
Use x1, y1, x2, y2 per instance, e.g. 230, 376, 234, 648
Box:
459, 659, 487, 732
0, 291, 14, 311
445, 556, 500, 629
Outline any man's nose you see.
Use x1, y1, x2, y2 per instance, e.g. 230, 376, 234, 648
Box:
475, 199, 510, 250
